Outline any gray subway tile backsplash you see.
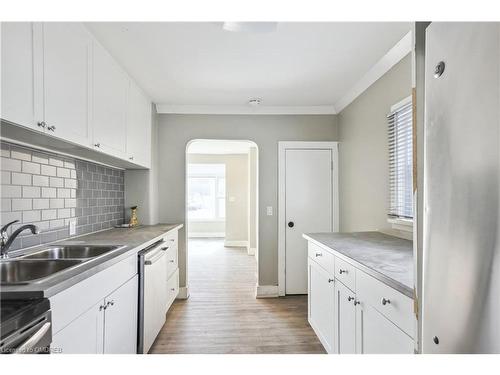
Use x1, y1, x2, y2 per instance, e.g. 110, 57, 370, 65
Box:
0, 141, 124, 250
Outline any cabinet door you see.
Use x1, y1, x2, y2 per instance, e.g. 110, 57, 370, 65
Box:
93, 40, 128, 159
126, 80, 152, 167
1, 22, 41, 130
103, 275, 138, 354
356, 301, 414, 354
308, 260, 335, 353
52, 300, 104, 354
41, 22, 92, 145
335, 281, 356, 354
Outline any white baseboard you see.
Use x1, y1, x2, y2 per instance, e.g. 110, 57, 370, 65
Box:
255, 284, 279, 298
247, 247, 256, 256
188, 232, 225, 238
224, 240, 248, 248
176, 286, 190, 300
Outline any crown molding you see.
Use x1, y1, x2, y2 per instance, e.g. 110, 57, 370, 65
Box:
334, 31, 413, 114
155, 104, 337, 115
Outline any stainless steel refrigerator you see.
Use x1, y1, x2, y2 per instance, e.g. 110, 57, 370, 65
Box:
423, 22, 500, 353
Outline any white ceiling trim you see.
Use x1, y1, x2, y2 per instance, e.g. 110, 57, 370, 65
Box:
333, 31, 413, 114
155, 104, 337, 115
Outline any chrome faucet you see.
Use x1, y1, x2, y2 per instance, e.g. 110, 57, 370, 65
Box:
0, 220, 40, 259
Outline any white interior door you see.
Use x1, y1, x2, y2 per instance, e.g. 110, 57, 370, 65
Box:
285, 148, 333, 294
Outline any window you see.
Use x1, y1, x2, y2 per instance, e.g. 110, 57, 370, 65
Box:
387, 97, 413, 221
187, 164, 225, 221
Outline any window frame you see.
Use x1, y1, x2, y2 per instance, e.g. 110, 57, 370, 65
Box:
187, 164, 226, 222
387, 95, 414, 230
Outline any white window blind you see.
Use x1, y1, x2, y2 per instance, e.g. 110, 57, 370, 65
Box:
387, 99, 413, 220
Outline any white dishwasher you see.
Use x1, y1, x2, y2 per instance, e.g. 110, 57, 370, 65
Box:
137, 240, 169, 353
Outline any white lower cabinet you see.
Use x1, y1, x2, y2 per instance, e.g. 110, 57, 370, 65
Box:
103, 276, 138, 354
308, 259, 335, 353
307, 241, 415, 354
52, 276, 137, 354
335, 281, 356, 354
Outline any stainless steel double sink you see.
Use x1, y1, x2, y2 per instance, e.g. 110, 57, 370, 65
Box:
0, 245, 123, 284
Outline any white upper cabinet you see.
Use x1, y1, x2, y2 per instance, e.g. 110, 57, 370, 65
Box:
40, 22, 92, 146
1, 22, 41, 131
92, 40, 128, 159
127, 81, 152, 168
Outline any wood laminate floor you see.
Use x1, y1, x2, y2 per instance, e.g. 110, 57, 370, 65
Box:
149, 238, 325, 354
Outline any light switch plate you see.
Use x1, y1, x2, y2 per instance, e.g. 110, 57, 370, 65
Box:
266, 206, 273, 216
69, 219, 77, 236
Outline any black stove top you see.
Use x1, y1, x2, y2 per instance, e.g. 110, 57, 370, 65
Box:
1, 298, 50, 340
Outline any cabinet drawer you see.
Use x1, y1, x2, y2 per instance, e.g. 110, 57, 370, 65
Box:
334, 257, 356, 291
164, 229, 178, 251
165, 245, 178, 279
308, 242, 334, 274
356, 271, 414, 337
166, 268, 179, 310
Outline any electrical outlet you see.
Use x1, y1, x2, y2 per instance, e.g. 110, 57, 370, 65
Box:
69, 219, 77, 236
266, 206, 273, 216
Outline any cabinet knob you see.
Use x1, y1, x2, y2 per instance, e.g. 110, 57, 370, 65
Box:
94, 143, 101, 148
37, 121, 46, 128
315, 253, 322, 257
328, 278, 334, 283
170, 288, 175, 291
107, 300, 115, 307
99, 304, 106, 311
169, 259, 175, 263
129, 156, 134, 160
47, 125, 56, 131
347, 296, 355, 302
381, 298, 391, 306
354, 300, 360, 306
339, 269, 347, 274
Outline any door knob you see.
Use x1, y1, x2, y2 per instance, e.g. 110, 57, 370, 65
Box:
288, 221, 294, 228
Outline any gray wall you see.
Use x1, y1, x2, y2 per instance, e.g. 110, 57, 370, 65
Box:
0, 141, 124, 250
157, 114, 338, 288
338, 54, 412, 234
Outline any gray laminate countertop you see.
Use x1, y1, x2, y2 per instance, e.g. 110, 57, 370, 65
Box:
303, 232, 414, 298
1, 223, 183, 299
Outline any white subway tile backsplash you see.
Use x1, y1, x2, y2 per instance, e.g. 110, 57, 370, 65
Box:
22, 161, 41, 174
1, 141, 124, 250
49, 157, 64, 167
41, 187, 57, 198
23, 210, 41, 223
22, 186, 40, 198
10, 147, 32, 161
33, 199, 50, 210
12, 198, 32, 211
11, 172, 32, 186
33, 175, 50, 187
49, 177, 64, 187
1, 185, 22, 198
49, 198, 64, 209
1, 171, 11, 184
42, 209, 57, 220
57, 167, 70, 178
1, 198, 11, 212
57, 188, 70, 198
1, 157, 21, 172
41, 164, 57, 176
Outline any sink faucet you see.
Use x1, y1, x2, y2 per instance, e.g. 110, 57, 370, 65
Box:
0, 220, 40, 259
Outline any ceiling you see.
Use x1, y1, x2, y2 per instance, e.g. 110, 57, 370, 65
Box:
85, 22, 411, 113
187, 140, 255, 154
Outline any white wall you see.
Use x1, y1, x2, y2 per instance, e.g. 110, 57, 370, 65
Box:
157, 114, 338, 288
338, 54, 412, 236
248, 147, 258, 256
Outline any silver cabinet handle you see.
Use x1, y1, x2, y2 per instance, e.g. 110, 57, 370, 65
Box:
339, 269, 347, 274
107, 300, 114, 307
328, 278, 334, 283
99, 304, 106, 311
354, 300, 360, 306
47, 125, 56, 131
347, 296, 355, 302
15, 322, 51, 354
315, 253, 322, 257
94, 143, 101, 148
381, 298, 391, 305
129, 156, 134, 160
37, 121, 46, 128
161, 246, 169, 251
